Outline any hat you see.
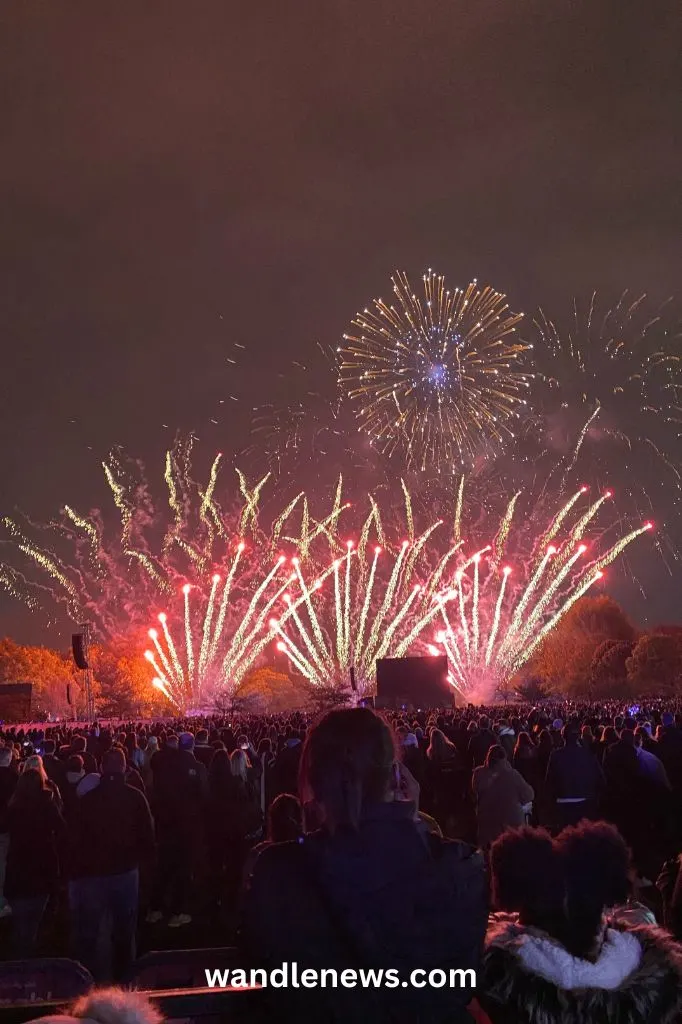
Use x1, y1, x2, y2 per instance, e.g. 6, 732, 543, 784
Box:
402, 732, 419, 748
146, 735, 159, 750
552, 719, 564, 731
662, 712, 674, 727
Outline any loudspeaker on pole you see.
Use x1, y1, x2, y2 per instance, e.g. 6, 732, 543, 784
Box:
72, 633, 89, 670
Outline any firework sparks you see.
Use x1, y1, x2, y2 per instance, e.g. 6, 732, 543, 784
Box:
0, 437, 349, 640
432, 486, 652, 700
339, 270, 532, 470
533, 292, 682, 528
270, 527, 444, 694
268, 479, 651, 702
144, 548, 297, 709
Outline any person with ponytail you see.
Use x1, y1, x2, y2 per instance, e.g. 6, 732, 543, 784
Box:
242, 706, 487, 1022
480, 821, 682, 1023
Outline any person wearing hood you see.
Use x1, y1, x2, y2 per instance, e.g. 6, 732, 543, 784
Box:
424, 726, 462, 830
242, 707, 487, 1023
68, 748, 155, 981
473, 745, 534, 849
479, 821, 682, 1023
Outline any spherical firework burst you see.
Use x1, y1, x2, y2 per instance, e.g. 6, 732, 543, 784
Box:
533, 292, 682, 533
339, 270, 532, 471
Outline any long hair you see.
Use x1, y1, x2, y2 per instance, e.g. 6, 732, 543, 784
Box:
485, 744, 507, 768
299, 707, 396, 832
513, 732, 534, 757
22, 754, 48, 783
230, 748, 249, 782
9, 767, 48, 809
426, 727, 457, 763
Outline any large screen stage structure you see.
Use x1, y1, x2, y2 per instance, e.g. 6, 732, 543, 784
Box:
0, 684, 33, 723
375, 655, 452, 710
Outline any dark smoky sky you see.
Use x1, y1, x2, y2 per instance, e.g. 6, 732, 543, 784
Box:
1, 1, 681, 644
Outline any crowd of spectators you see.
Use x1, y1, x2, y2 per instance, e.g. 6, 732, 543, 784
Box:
2, 698, 682, 1021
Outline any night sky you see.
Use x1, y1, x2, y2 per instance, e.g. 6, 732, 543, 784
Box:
1, 2, 681, 644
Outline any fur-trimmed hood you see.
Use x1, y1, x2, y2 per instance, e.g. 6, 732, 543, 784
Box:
32, 989, 162, 1024
480, 919, 682, 1024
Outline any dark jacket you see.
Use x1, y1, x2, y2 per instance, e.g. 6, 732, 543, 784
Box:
242, 800, 487, 1022
545, 742, 604, 802
150, 747, 206, 832
0, 766, 17, 834
193, 744, 215, 770
272, 740, 302, 798
5, 790, 65, 898
480, 919, 682, 1024
655, 727, 682, 793
69, 773, 155, 878
208, 774, 261, 843
42, 753, 66, 793
473, 761, 534, 847
468, 729, 497, 769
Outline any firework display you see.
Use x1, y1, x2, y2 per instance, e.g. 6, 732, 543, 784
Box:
430, 487, 652, 701
0, 437, 346, 639
137, 475, 652, 708
2, 266, 677, 707
272, 482, 651, 703
338, 270, 532, 470
532, 292, 682, 527
144, 548, 292, 709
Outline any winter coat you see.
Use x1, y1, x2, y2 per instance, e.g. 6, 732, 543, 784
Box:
68, 773, 155, 879
472, 760, 534, 847
479, 918, 682, 1024
150, 747, 206, 834
0, 766, 17, 833
545, 742, 604, 802
468, 729, 497, 769
655, 727, 682, 793
242, 800, 487, 1023
5, 790, 66, 898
